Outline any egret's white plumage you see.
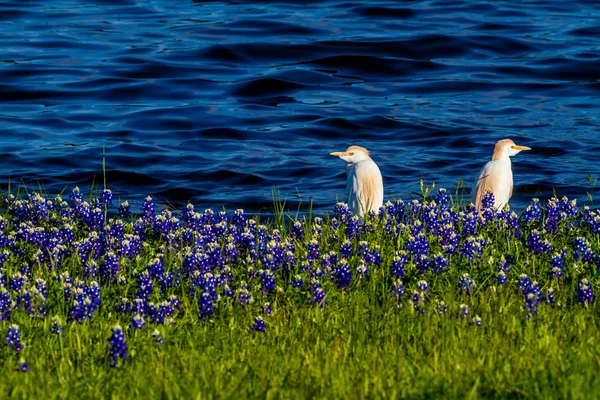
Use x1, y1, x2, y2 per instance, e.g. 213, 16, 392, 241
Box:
471, 139, 531, 211
330, 145, 383, 218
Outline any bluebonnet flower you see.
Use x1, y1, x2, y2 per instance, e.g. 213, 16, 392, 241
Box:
153, 300, 176, 324
291, 221, 304, 240
422, 203, 440, 234
360, 242, 381, 266
433, 188, 450, 212
458, 273, 476, 295
546, 288, 556, 306
559, 196, 578, 218
18, 358, 29, 373
236, 283, 253, 308
321, 250, 338, 272
573, 237, 594, 263
440, 223, 460, 254
390, 279, 405, 307
9, 272, 25, 292
522, 198, 542, 223
108, 325, 127, 367
89, 207, 105, 230
431, 253, 449, 275
141, 196, 155, 219
387, 199, 405, 220
577, 279, 594, 306
460, 236, 486, 261
132, 298, 146, 315
50, 317, 64, 335
550, 250, 567, 278
478, 191, 496, 224
310, 280, 326, 308
334, 202, 352, 223
345, 216, 360, 240
152, 329, 164, 344
312, 217, 323, 237
496, 270, 508, 286
412, 280, 430, 315
416, 254, 429, 275
260, 270, 276, 294
67, 297, 89, 324
407, 233, 429, 260
409, 220, 423, 236
356, 261, 369, 280
436, 300, 448, 315
334, 259, 351, 289
391, 251, 408, 279
147, 258, 165, 280
86, 281, 101, 312
100, 189, 113, 207
0, 287, 12, 320
198, 291, 215, 319
291, 275, 304, 290
69, 186, 83, 203
114, 297, 132, 313
481, 191, 495, 210
101, 251, 119, 283
409, 199, 422, 218
527, 230, 551, 255
331, 218, 340, 231
459, 304, 470, 318
252, 316, 266, 332
496, 255, 512, 273
117, 200, 130, 219
507, 211, 521, 239
582, 207, 600, 234
518, 274, 532, 295
263, 302, 273, 315
232, 209, 246, 229
340, 240, 353, 259
130, 314, 145, 329
471, 315, 482, 326
137, 270, 153, 300
6, 324, 24, 353
462, 206, 477, 236
307, 238, 320, 264
524, 281, 543, 318
168, 295, 180, 313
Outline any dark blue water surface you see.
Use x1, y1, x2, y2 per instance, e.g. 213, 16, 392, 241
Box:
1, 0, 599, 213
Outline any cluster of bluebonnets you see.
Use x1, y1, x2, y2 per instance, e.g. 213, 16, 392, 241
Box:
1, 186, 598, 370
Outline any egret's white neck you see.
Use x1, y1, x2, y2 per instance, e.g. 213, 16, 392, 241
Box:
493, 153, 512, 164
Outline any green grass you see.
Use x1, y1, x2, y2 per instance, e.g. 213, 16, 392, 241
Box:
0, 188, 599, 399
2, 290, 598, 399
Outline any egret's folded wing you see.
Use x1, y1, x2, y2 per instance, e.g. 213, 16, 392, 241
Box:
361, 173, 378, 213
472, 162, 497, 211
355, 162, 384, 214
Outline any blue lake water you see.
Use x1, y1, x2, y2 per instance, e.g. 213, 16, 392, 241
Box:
0, 0, 599, 213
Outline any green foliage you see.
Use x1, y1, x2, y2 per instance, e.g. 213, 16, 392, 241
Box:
0, 190, 599, 399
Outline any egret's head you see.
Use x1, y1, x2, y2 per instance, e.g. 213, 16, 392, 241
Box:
492, 139, 531, 160
330, 145, 371, 164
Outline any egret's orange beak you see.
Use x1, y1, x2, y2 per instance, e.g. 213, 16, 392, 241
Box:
511, 145, 531, 151
330, 152, 349, 157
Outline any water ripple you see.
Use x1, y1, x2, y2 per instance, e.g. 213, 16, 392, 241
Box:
0, 0, 599, 212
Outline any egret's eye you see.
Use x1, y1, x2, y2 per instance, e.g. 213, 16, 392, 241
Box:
349, 152, 355, 156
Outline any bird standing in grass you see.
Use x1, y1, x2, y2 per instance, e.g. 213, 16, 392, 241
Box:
471, 138, 531, 212
330, 145, 383, 218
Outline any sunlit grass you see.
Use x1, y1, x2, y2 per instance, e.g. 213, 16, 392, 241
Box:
0, 184, 598, 399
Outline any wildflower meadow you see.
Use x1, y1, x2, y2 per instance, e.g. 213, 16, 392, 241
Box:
0, 184, 599, 398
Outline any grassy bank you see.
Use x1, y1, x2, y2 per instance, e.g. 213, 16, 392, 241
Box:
0, 186, 598, 399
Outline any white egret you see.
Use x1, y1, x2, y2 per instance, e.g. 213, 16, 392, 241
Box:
330, 145, 384, 218
471, 138, 531, 211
